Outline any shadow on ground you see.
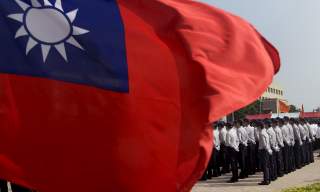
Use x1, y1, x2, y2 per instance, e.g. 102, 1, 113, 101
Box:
197, 173, 263, 188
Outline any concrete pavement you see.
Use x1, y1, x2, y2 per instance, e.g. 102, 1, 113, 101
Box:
192, 154, 320, 192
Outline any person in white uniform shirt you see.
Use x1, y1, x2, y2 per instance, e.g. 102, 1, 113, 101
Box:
274, 118, 284, 177
281, 117, 290, 174
286, 117, 296, 172
226, 122, 240, 183
310, 121, 317, 142
236, 120, 249, 179
254, 121, 261, 171
212, 123, 221, 177
258, 120, 272, 185
316, 121, 320, 157
298, 119, 307, 166
244, 119, 256, 175
302, 120, 311, 164
291, 118, 303, 169
267, 119, 278, 181
306, 120, 314, 163
218, 122, 229, 174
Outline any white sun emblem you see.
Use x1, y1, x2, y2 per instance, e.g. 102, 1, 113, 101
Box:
7, 0, 90, 62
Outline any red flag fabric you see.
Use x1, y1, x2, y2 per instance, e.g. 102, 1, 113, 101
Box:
301, 112, 320, 118
246, 114, 272, 120
0, 0, 280, 192
279, 100, 290, 113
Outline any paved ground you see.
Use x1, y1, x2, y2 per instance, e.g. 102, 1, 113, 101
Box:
192, 153, 320, 192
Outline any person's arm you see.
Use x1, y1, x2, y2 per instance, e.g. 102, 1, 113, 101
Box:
265, 135, 272, 155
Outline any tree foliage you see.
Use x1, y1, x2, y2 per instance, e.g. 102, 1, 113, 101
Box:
233, 100, 262, 120
289, 105, 300, 113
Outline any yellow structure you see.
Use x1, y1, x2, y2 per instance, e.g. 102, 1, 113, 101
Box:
260, 82, 288, 114
261, 82, 285, 100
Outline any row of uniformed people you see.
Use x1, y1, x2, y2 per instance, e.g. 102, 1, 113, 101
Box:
0, 180, 33, 192
201, 117, 320, 185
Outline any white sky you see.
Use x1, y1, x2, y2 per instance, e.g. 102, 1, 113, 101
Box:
200, 0, 320, 111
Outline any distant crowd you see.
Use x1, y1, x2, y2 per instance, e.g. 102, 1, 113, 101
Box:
201, 117, 320, 185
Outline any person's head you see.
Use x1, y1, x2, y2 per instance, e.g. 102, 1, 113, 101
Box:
243, 119, 250, 127
226, 122, 233, 130
218, 121, 225, 130
212, 122, 218, 130
283, 116, 289, 124
271, 119, 278, 128
235, 120, 242, 128
289, 118, 295, 125
256, 121, 263, 130
279, 119, 284, 127
263, 119, 271, 129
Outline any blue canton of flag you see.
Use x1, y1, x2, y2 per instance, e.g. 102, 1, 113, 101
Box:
0, 0, 129, 92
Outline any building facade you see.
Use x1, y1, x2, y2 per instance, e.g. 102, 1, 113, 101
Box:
260, 82, 285, 100
260, 82, 288, 114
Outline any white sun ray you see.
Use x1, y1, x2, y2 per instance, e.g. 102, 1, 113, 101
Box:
7, 14, 24, 23
8, 0, 90, 63
26, 38, 38, 54
15, 26, 28, 38
55, 0, 63, 11
43, 0, 52, 6
66, 36, 84, 50
41, 44, 51, 62
73, 26, 90, 36
31, 0, 41, 7
66, 9, 78, 23
55, 43, 68, 61
14, 0, 30, 11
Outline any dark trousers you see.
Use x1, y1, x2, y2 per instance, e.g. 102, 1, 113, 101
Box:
282, 143, 289, 173
207, 150, 214, 178
309, 142, 314, 163
304, 141, 310, 164
228, 147, 239, 181
301, 140, 307, 165
317, 139, 320, 150
238, 144, 248, 178
212, 149, 221, 177
294, 142, 302, 168
289, 145, 296, 171
255, 141, 261, 171
259, 150, 270, 183
247, 143, 256, 174
270, 152, 277, 180
0, 180, 8, 192
220, 144, 230, 173
276, 149, 284, 177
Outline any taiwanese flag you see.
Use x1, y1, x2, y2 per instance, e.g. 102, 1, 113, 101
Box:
0, 0, 280, 192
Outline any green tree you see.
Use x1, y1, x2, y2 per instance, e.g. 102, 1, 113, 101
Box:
289, 105, 299, 113
233, 100, 262, 120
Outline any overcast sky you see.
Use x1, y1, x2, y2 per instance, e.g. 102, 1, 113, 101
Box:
200, 0, 320, 111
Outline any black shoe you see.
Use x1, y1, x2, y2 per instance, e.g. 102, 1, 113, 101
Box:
259, 181, 270, 185
228, 179, 239, 183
